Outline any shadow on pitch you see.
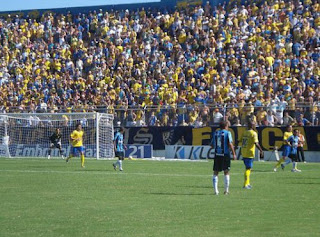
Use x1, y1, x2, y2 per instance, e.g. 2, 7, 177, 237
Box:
250, 169, 272, 173
282, 177, 319, 180
147, 192, 211, 196
177, 185, 212, 189
287, 182, 320, 185
28, 166, 64, 168
80, 169, 110, 172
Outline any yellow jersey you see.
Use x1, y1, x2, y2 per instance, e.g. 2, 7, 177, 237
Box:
240, 129, 259, 159
283, 131, 293, 144
70, 130, 84, 147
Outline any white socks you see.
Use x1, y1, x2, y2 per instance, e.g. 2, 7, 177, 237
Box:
114, 160, 123, 169
212, 175, 218, 194
224, 175, 230, 193
213, 175, 230, 194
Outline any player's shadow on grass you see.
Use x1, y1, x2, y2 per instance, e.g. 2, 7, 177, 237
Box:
177, 185, 212, 189
251, 169, 272, 173
80, 169, 110, 172
282, 177, 319, 180
288, 182, 320, 185
147, 192, 210, 196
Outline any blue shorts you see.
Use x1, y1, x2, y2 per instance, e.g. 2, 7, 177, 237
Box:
72, 146, 84, 155
282, 145, 291, 157
243, 158, 254, 169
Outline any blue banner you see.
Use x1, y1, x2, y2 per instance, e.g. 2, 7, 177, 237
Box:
125, 144, 153, 158
6, 144, 97, 157
2, 144, 152, 158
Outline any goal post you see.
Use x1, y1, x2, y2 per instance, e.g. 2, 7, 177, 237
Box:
0, 113, 114, 159
0, 115, 11, 158
96, 113, 115, 159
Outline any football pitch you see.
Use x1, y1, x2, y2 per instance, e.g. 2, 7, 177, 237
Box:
0, 158, 319, 237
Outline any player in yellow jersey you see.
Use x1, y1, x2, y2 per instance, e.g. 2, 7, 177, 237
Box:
239, 121, 264, 189
66, 123, 85, 168
273, 125, 292, 171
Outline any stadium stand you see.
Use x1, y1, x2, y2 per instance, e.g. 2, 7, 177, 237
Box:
0, 0, 319, 127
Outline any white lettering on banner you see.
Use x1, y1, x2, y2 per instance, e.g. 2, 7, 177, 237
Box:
0, 145, 10, 157
166, 145, 215, 159
128, 146, 138, 158
24, 147, 35, 157
12, 145, 96, 157
0, 147, 6, 155
16, 144, 24, 156
86, 149, 94, 157
133, 128, 153, 144
125, 145, 153, 158
2, 144, 153, 158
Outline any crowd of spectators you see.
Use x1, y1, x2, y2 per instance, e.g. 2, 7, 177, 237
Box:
0, 0, 319, 127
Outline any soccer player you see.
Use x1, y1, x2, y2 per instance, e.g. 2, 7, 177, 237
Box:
48, 128, 64, 159
211, 121, 236, 195
273, 125, 293, 171
285, 129, 301, 172
66, 123, 85, 168
113, 127, 127, 171
239, 120, 264, 189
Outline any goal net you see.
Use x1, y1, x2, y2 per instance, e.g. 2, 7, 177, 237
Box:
0, 113, 114, 159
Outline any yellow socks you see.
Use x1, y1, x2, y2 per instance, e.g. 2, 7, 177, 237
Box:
81, 154, 85, 167
275, 158, 285, 169
66, 154, 85, 168
244, 169, 251, 187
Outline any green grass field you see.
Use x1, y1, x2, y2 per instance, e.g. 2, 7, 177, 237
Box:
0, 158, 319, 237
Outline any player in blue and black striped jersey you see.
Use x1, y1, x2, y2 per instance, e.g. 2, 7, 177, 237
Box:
287, 129, 301, 172
112, 127, 127, 171
211, 121, 236, 195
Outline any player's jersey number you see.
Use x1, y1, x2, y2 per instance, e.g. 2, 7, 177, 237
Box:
242, 137, 248, 148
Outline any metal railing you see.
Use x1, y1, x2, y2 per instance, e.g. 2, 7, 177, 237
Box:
1, 103, 319, 127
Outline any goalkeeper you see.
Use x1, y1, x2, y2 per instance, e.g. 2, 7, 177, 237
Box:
238, 121, 264, 190
48, 128, 64, 159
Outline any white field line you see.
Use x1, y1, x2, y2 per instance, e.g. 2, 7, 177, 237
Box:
1, 157, 209, 162
0, 168, 296, 177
